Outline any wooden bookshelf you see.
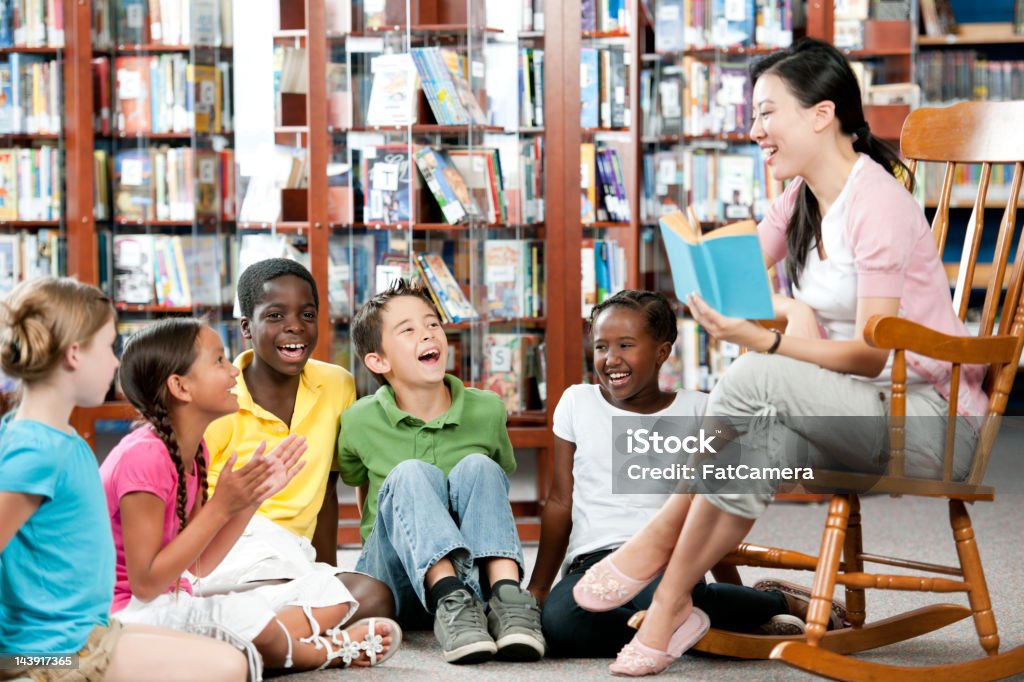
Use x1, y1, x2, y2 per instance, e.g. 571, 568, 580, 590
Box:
917, 22, 1024, 46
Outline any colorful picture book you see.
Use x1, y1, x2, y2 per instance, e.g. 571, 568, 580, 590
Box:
416, 252, 479, 323
482, 333, 544, 413
659, 210, 773, 319
363, 145, 412, 224
365, 53, 417, 127
413, 146, 477, 224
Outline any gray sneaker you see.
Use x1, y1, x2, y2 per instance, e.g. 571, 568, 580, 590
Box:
434, 588, 497, 664
487, 583, 546, 661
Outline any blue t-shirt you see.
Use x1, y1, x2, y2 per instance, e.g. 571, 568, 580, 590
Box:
0, 416, 115, 654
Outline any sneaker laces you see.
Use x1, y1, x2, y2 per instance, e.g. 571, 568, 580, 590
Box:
440, 591, 488, 629
492, 589, 541, 630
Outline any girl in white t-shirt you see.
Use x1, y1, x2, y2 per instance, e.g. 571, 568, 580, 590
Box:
526, 291, 835, 662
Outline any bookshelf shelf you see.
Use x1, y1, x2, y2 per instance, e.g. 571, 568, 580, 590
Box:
236, 221, 310, 233
113, 44, 233, 53
519, 30, 544, 39
917, 23, 1024, 46
582, 29, 628, 39
343, 124, 507, 134
359, 24, 503, 36
585, 220, 631, 228
111, 218, 233, 228
0, 46, 62, 55
0, 221, 62, 229
272, 29, 308, 40
440, 316, 547, 330
845, 47, 913, 57
107, 132, 232, 141
582, 127, 630, 135
114, 302, 233, 313
0, 133, 61, 141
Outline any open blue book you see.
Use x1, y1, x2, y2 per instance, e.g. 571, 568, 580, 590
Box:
659, 210, 774, 319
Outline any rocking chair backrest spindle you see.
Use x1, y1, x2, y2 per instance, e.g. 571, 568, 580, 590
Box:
899, 101, 1024, 483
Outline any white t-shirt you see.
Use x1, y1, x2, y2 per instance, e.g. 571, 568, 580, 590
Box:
552, 384, 709, 574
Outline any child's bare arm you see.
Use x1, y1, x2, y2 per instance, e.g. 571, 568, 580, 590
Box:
192, 436, 306, 574
120, 447, 286, 598
312, 471, 339, 565
0, 491, 42, 553
526, 436, 576, 603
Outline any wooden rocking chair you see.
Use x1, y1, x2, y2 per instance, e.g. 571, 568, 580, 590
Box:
691, 100, 1024, 680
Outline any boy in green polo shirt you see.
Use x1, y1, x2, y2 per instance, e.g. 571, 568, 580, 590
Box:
338, 280, 545, 665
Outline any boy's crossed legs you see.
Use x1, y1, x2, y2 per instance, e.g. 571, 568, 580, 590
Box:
356, 454, 545, 664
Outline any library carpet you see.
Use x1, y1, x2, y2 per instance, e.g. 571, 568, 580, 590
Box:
283, 489, 1024, 680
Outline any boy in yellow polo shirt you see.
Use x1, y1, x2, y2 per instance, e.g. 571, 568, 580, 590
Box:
202, 258, 393, 618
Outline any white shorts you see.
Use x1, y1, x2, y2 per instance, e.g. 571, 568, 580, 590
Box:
115, 570, 355, 642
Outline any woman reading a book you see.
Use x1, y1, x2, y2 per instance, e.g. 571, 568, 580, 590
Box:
572, 37, 985, 677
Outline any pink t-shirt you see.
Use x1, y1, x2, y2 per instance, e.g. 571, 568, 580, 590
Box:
100, 426, 201, 612
757, 154, 988, 417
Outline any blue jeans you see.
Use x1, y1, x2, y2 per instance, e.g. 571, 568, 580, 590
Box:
355, 454, 525, 629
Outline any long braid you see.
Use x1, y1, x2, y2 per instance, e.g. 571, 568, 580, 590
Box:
195, 447, 209, 506
146, 403, 190, 533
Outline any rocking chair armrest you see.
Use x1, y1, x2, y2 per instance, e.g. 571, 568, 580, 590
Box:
863, 315, 1019, 365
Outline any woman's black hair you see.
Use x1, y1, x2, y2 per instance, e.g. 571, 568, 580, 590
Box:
589, 290, 678, 345
750, 37, 914, 289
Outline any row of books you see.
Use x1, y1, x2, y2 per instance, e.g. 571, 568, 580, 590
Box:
481, 333, 545, 413
484, 240, 544, 320
108, 55, 232, 135
0, 146, 61, 221
0, 54, 62, 134
641, 58, 752, 138
363, 145, 508, 225
916, 51, 1024, 105
641, 146, 769, 224
412, 47, 487, 126
581, 143, 630, 224
0, 0, 64, 48
98, 0, 233, 47
415, 252, 479, 323
519, 47, 544, 129
832, 0, 910, 50
108, 147, 236, 222
653, 0, 798, 53
581, 0, 629, 34
0, 229, 63, 296
917, 161, 1022, 208
108, 232, 229, 307
580, 46, 628, 130
273, 45, 307, 99
116, 317, 244, 361
581, 238, 626, 317
658, 317, 740, 393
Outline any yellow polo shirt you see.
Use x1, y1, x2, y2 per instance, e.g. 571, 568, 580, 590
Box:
204, 349, 356, 539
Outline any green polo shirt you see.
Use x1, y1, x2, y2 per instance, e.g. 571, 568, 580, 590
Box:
338, 374, 516, 542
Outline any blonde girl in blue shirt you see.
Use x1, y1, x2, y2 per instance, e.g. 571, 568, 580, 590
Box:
0, 277, 247, 682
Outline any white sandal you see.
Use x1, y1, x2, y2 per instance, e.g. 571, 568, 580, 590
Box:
323, 617, 403, 668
